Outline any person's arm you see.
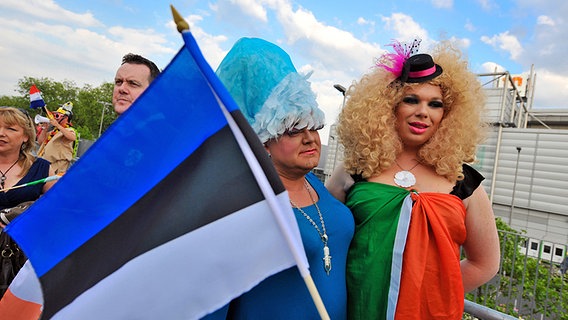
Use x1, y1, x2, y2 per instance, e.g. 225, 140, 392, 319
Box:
49, 118, 76, 141
42, 165, 57, 194
460, 185, 500, 292
59, 127, 76, 141
325, 163, 354, 203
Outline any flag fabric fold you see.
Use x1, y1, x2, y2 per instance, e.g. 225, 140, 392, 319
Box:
6, 29, 308, 320
0, 261, 43, 320
29, 85, 45, 109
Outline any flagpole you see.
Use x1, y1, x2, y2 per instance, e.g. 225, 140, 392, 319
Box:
0, 175, 61, 192
170, 6, 330, 320
44, 106, 54, 119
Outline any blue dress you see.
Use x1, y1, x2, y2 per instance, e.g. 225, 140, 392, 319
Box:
205, 172, 354, 319
0, 158, 50, 209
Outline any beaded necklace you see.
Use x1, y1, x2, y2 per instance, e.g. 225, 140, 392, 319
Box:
290, 179, 332, 275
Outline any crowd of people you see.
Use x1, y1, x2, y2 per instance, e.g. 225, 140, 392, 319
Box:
0, 35, 500, 319
0, 52, 161, 317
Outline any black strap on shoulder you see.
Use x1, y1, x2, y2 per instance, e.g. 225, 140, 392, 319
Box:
450, 163, 485, 200
351, 173, 364, 183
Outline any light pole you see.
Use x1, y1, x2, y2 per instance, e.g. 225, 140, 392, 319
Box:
331, 84, 347, 175
98, 101, 112, 138
509, 146, 522, 225
333, 84, 346, 109
330, 135, 338, 176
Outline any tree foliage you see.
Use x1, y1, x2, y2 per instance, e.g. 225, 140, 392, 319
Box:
466, 218, 568, 319
0, 77, 116, 140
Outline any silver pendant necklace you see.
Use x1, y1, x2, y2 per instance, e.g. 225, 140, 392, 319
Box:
0, 159, 19, 190
290, 179, 332, 275
393, 160, 421, 188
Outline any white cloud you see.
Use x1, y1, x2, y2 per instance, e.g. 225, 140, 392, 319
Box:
448, 36, 471, 50
2, 0, 564, 135
107, 27, 173, 55
356, 17, 377, 41
509, 1, 568, 82
209, 0, 270, 34
0, 0, 102, 27
481, 31, 523, 60
465, 19, 476, 32
263, 1, 380, 79
262, 0, 382, 141
209, 0, 382, 141
481, 62, 506, 73
179, 15, 229, 69
381, 13, 429, 44
229, 0, 269, 22
476, 0, 496, 11
530, 69, 568, 108
0, 7, 175, 95
536, 15, 555, 26
357, 17, 374, 26
432, 0, 453, 9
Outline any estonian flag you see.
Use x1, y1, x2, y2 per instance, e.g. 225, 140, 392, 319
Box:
29, 85, 45, 109
5, 23, 310, 320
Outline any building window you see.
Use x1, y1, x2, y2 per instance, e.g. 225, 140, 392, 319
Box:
543, 245, 551, 254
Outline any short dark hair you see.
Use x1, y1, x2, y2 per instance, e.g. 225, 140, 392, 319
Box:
121, 53, 161, 82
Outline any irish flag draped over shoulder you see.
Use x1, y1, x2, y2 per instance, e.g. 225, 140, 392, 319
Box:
5, 8, 314, 320
346, 183, 467, 319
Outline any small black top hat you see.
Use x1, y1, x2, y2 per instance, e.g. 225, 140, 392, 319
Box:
399, 53, 443, 83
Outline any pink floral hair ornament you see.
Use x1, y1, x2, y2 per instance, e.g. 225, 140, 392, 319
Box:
376, 38, 442, 83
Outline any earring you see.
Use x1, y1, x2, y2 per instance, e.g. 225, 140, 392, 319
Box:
268, 153, 271, 158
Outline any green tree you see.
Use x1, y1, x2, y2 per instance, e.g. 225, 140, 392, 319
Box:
0, 95, 27, 109
74, 82, 116, 140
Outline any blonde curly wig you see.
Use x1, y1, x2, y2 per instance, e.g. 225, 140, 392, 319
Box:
338, 41, 486, 182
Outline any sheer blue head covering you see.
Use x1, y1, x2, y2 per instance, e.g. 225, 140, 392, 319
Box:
216, 37, 325, 143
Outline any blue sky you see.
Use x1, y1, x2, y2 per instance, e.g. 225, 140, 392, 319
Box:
1, 0, 566, 142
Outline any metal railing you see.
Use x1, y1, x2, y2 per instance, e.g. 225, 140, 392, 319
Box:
463, 229, 567, 319
464, 300, 518, 320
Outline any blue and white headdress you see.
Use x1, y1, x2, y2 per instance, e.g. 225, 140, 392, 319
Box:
216, 37, 325, 143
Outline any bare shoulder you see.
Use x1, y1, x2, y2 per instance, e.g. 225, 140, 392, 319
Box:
325, 163, 354, 203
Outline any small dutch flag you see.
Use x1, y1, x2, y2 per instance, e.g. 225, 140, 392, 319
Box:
29, 84, 46, 109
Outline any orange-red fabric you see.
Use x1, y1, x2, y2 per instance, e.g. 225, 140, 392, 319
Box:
395, 192, 467, 319
0, 289, 42, 320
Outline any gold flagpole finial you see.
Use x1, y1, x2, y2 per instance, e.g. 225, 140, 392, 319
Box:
170, 5, 190, 33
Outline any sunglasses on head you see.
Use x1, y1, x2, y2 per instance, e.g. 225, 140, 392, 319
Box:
0, 106, 33, 127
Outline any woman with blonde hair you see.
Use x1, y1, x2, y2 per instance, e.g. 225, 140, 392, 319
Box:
0, 107, 55, 298
327, 39, 500, 319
